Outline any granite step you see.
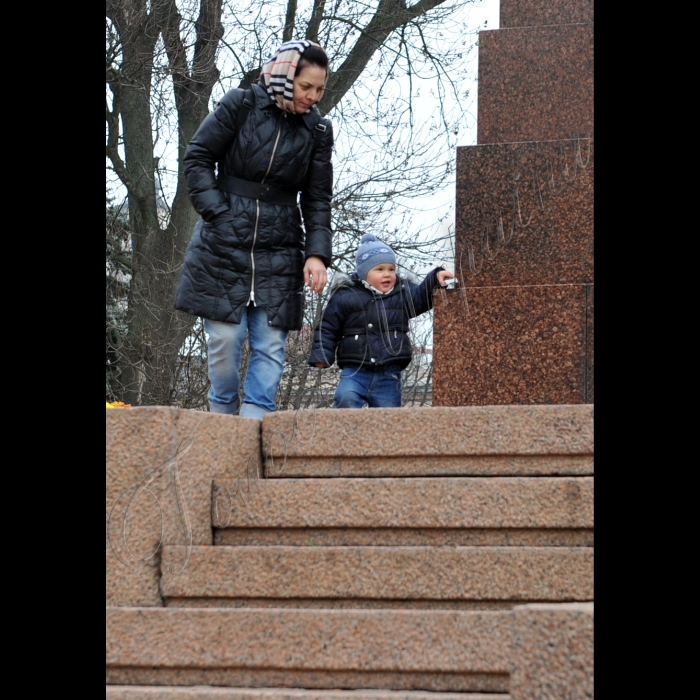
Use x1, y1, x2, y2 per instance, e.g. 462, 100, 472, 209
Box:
214, 527, 591, 548
106, 687, 509, 699
161, 545, 593, 609
260, 405, 593, 478
211, 475, 593, 548
106, 607, 513, 693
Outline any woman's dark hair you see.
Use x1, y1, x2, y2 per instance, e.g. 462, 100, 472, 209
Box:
296, 45, 329, 76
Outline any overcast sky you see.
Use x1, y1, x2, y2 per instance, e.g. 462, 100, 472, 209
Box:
388, 0, 500, 273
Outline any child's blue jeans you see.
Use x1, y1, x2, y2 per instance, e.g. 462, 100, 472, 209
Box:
333, 366, 402, 408
204, 308, 287, 419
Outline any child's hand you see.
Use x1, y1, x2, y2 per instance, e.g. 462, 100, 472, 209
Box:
314, 363, 326, 368
437, 270, 455, 286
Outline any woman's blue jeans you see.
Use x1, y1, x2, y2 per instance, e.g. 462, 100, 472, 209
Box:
204, 308, 287, 419
333, 366, 403, 408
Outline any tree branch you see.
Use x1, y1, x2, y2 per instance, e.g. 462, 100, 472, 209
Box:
305, 0, 325, 43
317, 0, 451, 115
283, 0, 298, 42
105, 84, 131, 190
238, 67, 262, 89
156, 0, 192, 113
109, 252, 134, 271
191, 0, 224, 95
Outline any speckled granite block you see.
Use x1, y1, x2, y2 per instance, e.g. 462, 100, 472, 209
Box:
165, 599, 574, 611
433, 286, 588, 406
477, 24, 593, 144
213, 527, 593, 548
262, 405, 593, 463
510, 602, 593, 699
454, 140, 593, 287
106, 407, 175, 607
160, 545, 593, 602
107, 687, 509, 699
210, 476, 593, 529
265, 454, 592, 478
500, 0, 594, 28
106, 606, 513, 673
106, 407, 261, 606
586, 284, 594, 403
106, 670, 508, 694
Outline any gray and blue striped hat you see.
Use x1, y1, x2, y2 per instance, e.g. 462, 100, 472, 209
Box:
356, 234, 396, 281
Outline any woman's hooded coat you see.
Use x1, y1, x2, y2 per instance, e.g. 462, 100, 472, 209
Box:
175, 80, 333, 330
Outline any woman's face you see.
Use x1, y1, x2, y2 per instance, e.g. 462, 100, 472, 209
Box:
292, 64, 327, 113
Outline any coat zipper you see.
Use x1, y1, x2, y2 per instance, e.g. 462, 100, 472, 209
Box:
248, 112, 285, 306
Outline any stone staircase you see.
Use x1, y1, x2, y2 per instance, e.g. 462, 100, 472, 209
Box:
106, 404, 593, 698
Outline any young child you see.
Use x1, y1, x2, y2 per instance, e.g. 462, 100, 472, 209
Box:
309, 233, 454, 408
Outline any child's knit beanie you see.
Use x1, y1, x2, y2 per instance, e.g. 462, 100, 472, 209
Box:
356, 234, 396, 281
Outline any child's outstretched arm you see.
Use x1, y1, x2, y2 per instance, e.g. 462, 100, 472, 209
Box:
406, 266, 455, 318
308, 293, 344, 369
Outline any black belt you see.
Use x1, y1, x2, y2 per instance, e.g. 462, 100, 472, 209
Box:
217, 175, 298, 205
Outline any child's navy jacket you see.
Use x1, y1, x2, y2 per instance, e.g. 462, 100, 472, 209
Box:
308, 267, 444, 370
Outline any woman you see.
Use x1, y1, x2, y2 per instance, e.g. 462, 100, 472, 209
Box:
175, 40, 333, 418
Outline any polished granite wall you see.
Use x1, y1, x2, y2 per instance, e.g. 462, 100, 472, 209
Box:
432, 0, 593, 406
433, 284, 591, 406
478, 24, 593, 144
500, 0, 594, 28
454, 139, 593, 286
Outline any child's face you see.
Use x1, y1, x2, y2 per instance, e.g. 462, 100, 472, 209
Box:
366, 263, 396, 293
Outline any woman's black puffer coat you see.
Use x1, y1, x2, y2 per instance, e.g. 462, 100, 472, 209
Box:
175, 81, 333, 330
308, 268, 444, 370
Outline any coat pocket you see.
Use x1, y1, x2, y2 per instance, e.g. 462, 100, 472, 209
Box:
201, 214, 235, 256
339, 333, 368, 363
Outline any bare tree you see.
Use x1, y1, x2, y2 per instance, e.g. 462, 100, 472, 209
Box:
106, 0, 479, 406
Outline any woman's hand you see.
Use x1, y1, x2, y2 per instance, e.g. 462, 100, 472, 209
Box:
304, 256, 328, 294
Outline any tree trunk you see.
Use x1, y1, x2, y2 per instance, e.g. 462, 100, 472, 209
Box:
108, 0, 223, 405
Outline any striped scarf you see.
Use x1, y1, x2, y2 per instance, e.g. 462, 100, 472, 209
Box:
261, 39, 323, 113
